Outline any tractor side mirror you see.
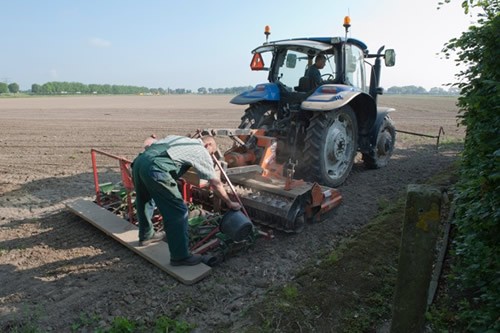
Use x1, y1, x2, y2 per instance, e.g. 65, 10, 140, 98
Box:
286, 53, 297, 68
384, 49, 396, 67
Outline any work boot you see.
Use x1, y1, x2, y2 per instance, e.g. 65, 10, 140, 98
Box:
138, 231, 166, 246
170, 254, 203, 266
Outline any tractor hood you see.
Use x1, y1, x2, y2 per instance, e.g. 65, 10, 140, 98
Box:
230, 83, 280, 105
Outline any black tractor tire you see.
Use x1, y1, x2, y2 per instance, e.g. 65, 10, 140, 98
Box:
362, 116, 396, 169
302, 106, 358, 187
238, 103, 276, 129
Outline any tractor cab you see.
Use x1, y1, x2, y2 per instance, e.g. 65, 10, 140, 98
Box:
251, 38, 370, 95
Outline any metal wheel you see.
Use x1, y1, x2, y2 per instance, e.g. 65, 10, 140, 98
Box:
303, 105, 358, 187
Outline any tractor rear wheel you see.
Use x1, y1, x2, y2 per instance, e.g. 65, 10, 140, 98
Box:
302, 106, 358, 187
238, 103, 276, 129
362, 116, 396, 169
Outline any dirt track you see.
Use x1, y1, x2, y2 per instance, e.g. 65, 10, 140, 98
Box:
0, 95, 463, 331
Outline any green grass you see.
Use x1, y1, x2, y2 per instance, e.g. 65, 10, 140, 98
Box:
239, 199, 405, 333
5, 313, 195, 333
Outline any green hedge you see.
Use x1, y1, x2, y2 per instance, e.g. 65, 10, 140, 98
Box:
443, 1, 500, 331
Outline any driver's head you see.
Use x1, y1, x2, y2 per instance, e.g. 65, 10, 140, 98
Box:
315, 54, 326, 69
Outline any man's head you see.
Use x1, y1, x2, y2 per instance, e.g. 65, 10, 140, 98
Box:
315, 54, 326, 69
143, 135, 158, 149
201, 136, 218, 154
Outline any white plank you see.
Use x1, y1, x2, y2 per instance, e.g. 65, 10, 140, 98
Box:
66, 199, 211, 285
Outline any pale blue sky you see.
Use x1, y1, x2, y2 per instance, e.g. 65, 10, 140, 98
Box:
1, 0, 476, 91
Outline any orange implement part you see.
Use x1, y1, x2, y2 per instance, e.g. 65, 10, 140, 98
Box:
225, 151, 256, 167
320, 189, 343, 214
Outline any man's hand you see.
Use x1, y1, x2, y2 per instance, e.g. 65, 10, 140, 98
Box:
209, 178, 242, 211
228, 201, 241, 211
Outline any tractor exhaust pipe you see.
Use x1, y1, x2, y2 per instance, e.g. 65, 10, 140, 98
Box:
369, 45, 385, 103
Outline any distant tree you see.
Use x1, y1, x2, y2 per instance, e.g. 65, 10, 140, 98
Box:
386, 86, 401, 94
198, 87, 207, 94
32, 83, 41, 94
0, 82, 9, 94
8, 83, 19, 93
386, 85, 428, 94
429, 87, 447, 95
41, 82, 55, 94
102, 84, 112, 94
89, 84, 100, 94
415, 86, 427, 94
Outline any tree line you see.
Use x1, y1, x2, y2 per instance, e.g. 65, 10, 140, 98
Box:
0, 81, 255, 96
386, 85, 459, 95
0, 80, 459, 96
0, 82, 20, 94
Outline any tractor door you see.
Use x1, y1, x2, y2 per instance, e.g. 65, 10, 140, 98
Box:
344, 44, 367, 92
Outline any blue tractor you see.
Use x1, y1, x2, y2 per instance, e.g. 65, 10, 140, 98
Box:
228, 18, 397, 187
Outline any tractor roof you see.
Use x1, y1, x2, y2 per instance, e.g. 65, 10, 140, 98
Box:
252, 37, 368, 55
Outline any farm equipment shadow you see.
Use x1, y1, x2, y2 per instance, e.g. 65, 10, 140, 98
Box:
349, 143, 458, 181
0, 209, 149, 329
1, 168, 122, 211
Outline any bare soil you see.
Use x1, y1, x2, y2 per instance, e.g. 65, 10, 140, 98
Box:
0, 94, 464, 332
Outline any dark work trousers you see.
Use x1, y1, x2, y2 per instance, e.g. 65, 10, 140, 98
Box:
131, 144, 190, 260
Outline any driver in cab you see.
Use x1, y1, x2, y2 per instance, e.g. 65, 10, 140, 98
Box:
305, 54, 327, 89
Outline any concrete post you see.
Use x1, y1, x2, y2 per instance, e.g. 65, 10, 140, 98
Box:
390, 185, 442, 333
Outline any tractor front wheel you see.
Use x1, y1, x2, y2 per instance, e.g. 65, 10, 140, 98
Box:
302, 106, 358, 187
362, 116, 396, 169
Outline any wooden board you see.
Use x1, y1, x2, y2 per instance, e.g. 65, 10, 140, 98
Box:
66, 198, 211, 285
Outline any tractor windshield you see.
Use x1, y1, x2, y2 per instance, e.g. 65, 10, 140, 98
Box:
274, 49, 337, 92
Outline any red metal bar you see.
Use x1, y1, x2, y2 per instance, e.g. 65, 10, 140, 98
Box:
192, 238, 220, 254
91, 148, 133, 210
118, 159, 135, 224
91, 149, 101, 206
179, 179, 193, 203
190, 226, 220, 252
91, 148, 132, 163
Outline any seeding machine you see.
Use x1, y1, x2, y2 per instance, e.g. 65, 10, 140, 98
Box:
89, 127, 343, 265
